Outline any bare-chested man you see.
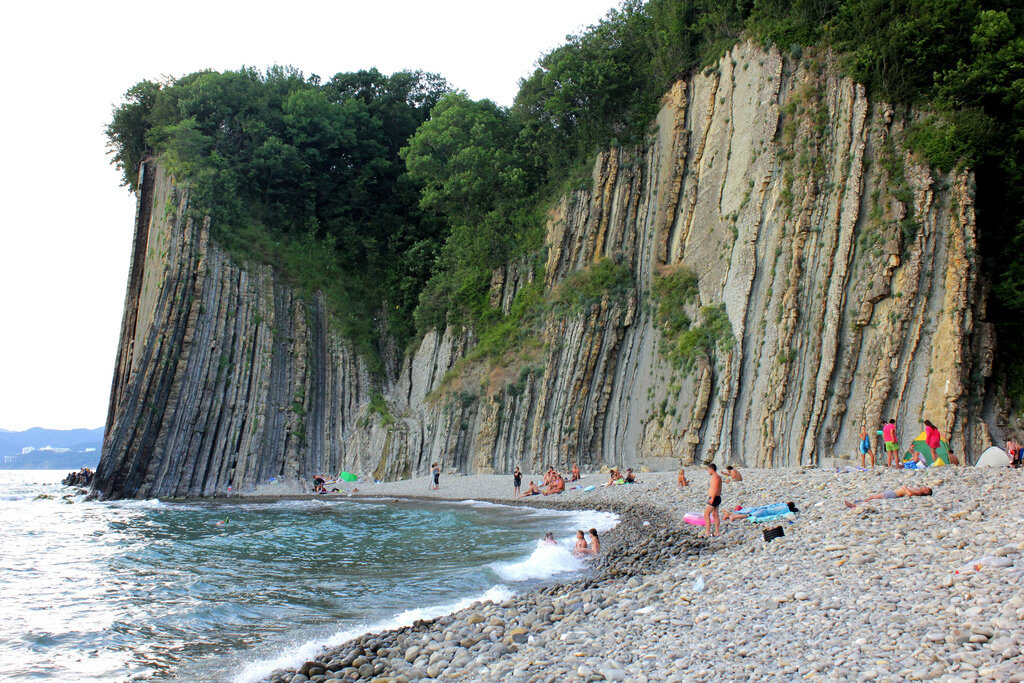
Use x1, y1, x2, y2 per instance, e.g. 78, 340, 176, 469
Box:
702, 463, 722, 538
725, 465, 742, 482
519, 481, 540, 497
844, 485, 932, 507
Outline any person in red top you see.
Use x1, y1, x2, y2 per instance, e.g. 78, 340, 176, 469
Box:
924, 420, 958, 465
883, 419, 900, 468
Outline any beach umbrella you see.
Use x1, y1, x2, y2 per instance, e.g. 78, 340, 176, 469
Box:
903, 432, 951, 466
338, 471, 357, 482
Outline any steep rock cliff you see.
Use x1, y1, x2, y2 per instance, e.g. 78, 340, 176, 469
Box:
96, 42, 993, 498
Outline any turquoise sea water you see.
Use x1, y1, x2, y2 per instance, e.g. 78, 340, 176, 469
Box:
0, 471, 616, 682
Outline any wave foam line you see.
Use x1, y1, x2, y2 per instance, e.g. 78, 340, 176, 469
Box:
232, 585, 514, 683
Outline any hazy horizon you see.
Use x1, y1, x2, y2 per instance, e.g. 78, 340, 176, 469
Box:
0, 0, 617, 431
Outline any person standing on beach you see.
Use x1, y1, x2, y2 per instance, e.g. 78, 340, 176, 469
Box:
702, 463, 722, 538
513, 466, 522, 496
859, 427, 875, 468
924, 420, 957, 465
430, 463, 440, 490
883, 419, 900, 468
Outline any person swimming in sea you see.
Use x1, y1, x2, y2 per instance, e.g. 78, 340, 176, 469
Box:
542, 532, 557, 545
573, 530, 587, 556
585, 528, 600, 556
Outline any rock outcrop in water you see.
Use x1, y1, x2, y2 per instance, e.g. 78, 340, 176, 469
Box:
95, 43, 995, 499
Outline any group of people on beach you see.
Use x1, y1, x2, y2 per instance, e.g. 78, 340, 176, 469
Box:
677, 464, 740, 489
603, 467, 636, 486
858, 418, 958, 468
515, 464, 583, 497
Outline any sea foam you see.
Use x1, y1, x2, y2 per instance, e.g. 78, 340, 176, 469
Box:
490, 538, 585, 581
233, 584, 514, 683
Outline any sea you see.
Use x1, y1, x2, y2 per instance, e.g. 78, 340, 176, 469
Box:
0, 470, 617, 682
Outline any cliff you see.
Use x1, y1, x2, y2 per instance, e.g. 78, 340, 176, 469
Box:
94, 42, 994, 499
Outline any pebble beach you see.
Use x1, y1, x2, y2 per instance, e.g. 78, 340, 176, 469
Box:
262, 466, 1024, 682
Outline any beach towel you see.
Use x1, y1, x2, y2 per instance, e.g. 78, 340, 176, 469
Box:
748, 511, 796, 523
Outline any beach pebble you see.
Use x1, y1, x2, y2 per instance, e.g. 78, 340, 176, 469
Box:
267, 467, 1024, 683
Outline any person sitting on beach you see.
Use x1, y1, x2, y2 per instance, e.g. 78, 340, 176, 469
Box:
844, 485, 932, 507
624, 467, 636, 483
312, 475, 326, 494
544, 473, 565, 495
571, 464, 581, 481
677, 468, 689, 487
725, 465, 742, 482
542, 467, 555, 488
519, 481, 540, 497
572, 530, 588, 556
722, 501, 798, 522
908, 448, 928, 468
702, 463, 722, 538
604, 469, 623, 487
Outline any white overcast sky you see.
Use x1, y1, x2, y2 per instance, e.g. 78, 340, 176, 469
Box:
0, 0, 615, 431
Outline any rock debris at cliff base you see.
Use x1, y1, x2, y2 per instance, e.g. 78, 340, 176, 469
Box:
263, 467, 1024, 683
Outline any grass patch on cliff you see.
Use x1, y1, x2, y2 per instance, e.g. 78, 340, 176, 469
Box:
429, 258, 636, 402
650, 266, 733, 371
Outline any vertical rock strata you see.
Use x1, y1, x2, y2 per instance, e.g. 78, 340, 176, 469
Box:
97, 43, 992, 498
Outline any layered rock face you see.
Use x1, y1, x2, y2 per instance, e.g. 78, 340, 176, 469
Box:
96, 42, 993, 498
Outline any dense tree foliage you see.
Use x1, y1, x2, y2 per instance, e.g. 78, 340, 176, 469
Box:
106, 67, 450, 358
107, 0, 1024, 398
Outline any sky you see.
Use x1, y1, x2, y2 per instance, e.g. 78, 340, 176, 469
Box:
0, 0, 616, 432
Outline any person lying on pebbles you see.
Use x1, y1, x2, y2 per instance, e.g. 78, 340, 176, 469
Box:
721, 501, 798, 522
844, 484, 932, 507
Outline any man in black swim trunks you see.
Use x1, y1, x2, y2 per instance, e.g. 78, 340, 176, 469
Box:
702, 463, 722, 538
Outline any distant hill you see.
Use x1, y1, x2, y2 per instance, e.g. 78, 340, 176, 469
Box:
0, 427, 103, 469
